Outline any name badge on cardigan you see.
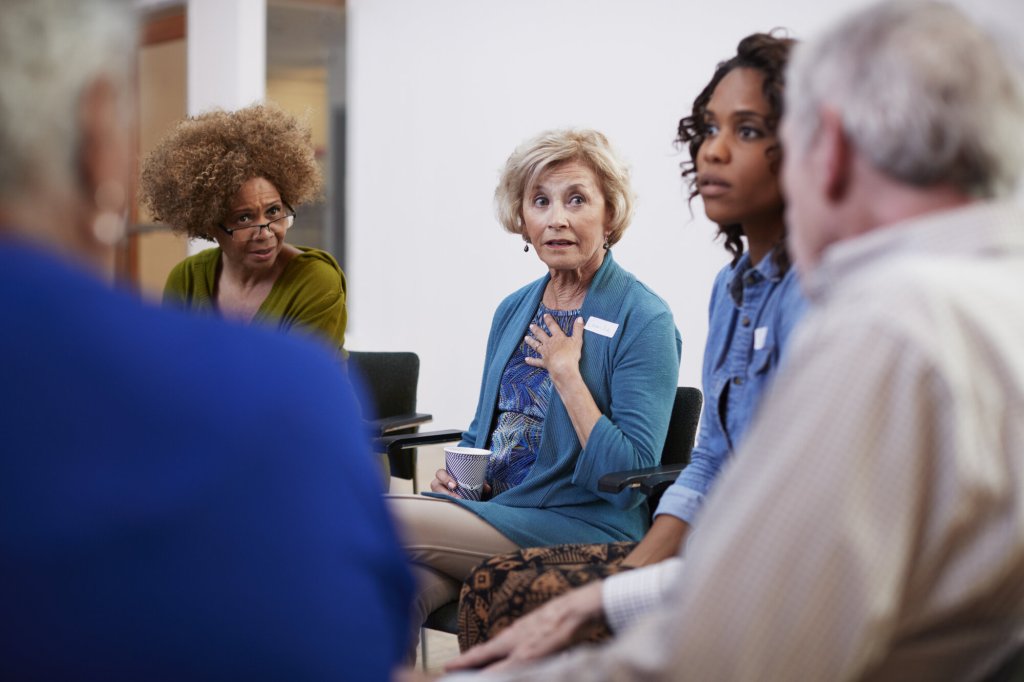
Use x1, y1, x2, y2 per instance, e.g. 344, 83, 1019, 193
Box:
584, 316, 619, 338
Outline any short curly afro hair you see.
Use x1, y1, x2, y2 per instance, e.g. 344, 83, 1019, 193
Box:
140, 103, 323, 239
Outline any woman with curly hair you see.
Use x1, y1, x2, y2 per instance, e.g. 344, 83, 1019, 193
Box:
445, 31, 808, 669
140, 103, 346, 352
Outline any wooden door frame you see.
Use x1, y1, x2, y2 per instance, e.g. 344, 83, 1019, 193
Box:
117, 8, 186, 285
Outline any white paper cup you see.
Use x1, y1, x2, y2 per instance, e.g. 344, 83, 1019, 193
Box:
444, 446, 491, 501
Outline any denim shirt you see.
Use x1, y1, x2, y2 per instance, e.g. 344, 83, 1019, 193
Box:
655, 252, 806, 525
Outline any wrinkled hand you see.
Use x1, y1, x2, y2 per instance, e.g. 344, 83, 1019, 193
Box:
429, 468, 491, 500
524, 315, 584, 384
444, 580, 605, 673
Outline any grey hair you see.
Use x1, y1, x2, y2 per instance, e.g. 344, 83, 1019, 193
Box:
785, 0, 1024, 198
495, 128, 636, 246
0, 0, 137, 200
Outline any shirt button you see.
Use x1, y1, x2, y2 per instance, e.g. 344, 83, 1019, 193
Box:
733, 377, 743, 386
742, 316, 751, 327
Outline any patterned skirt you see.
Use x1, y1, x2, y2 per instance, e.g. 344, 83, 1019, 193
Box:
457, 541, 638, 651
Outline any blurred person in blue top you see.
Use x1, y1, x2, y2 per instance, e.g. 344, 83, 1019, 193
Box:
387, 128, 681, 656
447, 31, 808, 662
0, 1, 410, 679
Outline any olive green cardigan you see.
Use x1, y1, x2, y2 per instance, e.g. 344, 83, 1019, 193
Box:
163, 246, 347, 352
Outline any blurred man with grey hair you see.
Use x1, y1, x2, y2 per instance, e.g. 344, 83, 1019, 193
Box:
435, 1, 1024, 680
0, 1, 412, 678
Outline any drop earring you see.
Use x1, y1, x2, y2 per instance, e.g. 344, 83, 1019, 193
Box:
91, 180, 127, 246
523, 242, 530, 253
603, 239, 610, 251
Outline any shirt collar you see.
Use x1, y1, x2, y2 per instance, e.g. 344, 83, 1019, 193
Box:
803, 199, 1024, 303
727, 249, 786, 306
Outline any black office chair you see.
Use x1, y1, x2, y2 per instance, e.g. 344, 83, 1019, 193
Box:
347, 350, 450, 493
597, 386, 702, 510
393, 386, 704, 643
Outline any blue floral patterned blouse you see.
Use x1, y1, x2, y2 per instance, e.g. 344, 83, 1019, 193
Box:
487, 302, 581, 494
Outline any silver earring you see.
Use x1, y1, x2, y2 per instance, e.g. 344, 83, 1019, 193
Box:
603, 239, 610, 251
523, 242, 530, 253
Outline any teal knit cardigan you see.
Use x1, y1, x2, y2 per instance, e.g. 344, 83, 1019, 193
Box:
436, 253, 681, 547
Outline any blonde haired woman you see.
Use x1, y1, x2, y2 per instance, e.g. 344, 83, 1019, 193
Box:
388, 128, 681, 657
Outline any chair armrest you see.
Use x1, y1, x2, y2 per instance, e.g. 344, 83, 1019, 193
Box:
376, 429, 465, 457
598, 463, 687, 496
369, 412, 434, 435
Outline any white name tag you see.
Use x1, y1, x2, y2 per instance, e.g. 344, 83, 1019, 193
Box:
584, 316, 619, 338
754, 326, 768, 350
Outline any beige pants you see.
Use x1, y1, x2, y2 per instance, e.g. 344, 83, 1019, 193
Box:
387, 494, 519, 645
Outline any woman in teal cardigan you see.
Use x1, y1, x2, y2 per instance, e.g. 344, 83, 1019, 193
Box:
388, 129, 680, 652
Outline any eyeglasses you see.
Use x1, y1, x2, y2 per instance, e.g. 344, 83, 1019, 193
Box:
218, 204, 296, 242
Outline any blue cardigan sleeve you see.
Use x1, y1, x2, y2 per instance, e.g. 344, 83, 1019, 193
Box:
571, 308, 681, 508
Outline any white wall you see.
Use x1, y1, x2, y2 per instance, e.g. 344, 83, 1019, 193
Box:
346, 0, 1024, 429
185, 0, 266, 256
187, 0, 266, 115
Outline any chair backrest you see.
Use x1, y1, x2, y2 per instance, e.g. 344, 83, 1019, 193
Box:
642, 386, 703, 517
347, 351, 420, 422
661, 386, 703, 466
347, 351, 421, 480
